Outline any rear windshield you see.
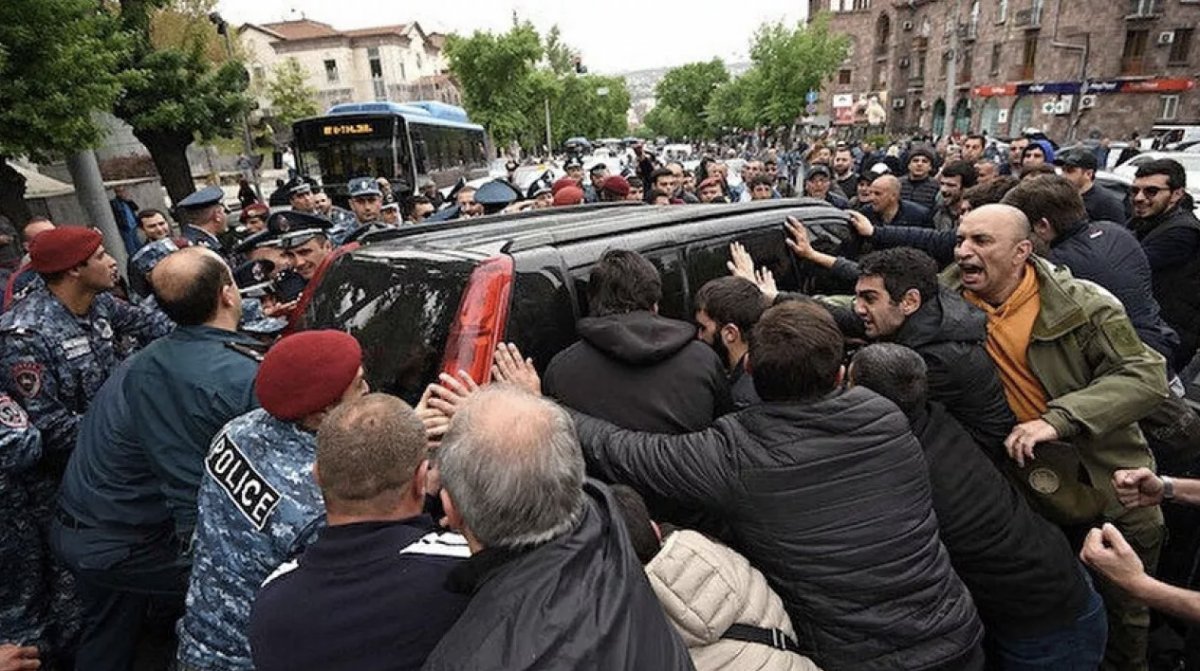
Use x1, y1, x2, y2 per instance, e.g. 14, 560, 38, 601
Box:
304, 253, 475, 403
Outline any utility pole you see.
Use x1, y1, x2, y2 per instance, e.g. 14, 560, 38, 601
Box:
942, 0, 962, 138
67, 150, 128, 277
210, 12, 262, 200
545, 98, 553, 156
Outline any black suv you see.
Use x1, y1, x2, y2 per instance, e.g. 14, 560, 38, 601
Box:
298, 199, 854, 403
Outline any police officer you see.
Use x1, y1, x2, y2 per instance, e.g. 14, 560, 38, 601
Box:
127, 236, 188, 304
287, 178, 317, 214
269, 211, 335, 287
564, 156, 585, 185
125, 247, 262, 546
584, 163, 609, 203
233, 259, 288, 342
176, 331, 368, 671
230, 233, 306, 308
316, 187, 357, 235
178, 186, 229, 255
474, 179, 522, 215
339, 176, 384, 242
0, 395, 51, 662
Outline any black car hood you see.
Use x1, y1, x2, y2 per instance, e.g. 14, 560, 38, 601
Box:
576, 311, 697, 365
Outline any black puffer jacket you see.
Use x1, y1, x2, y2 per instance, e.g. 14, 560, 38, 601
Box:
422, 481, 694, 671
893, 288, 1016, 450
543, 311, 731, 434
572, 387, 984, 671
912, 402, 1093, 638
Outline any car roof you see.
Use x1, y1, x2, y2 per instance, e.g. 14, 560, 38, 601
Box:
350, 199, 848, 260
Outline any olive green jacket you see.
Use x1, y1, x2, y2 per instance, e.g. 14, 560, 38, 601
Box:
942, 256, 1169, 522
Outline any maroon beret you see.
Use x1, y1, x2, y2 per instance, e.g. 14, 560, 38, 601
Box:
256, 330, 363, 421
551, 177, 579, 195
600, 175, 630, 197
553, 186, 585, 206
29, 227, 102, 273
240, 202, 269, 222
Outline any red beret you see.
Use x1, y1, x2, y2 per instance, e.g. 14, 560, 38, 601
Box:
698, 177, 723, 190
240, 202, 269, 222
29, 227, 103, 273
551, 177, 579, 195
256, 330, 363, 421
553, 186, 585, 206
601, 175, 630, 197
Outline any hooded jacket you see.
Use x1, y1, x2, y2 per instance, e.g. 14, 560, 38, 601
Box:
421, 481, 695, 671
892, 288, 1016, 451
543, 310, 732, 434
571, 388, 984, 671
646, 529, 822, 671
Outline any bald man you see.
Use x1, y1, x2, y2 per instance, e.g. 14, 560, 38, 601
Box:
126, 247, 263, 543
3, 217, 56, 309
862, 175, 931, 228
945, 204, 1168, 671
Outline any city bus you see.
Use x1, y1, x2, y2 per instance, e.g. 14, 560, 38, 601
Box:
293, 100, 491, 202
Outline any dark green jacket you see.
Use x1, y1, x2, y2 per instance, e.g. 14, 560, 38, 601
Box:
943, 256, 1168, 522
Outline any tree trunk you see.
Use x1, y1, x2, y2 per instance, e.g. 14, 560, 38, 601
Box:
0, 157, 33, 230
135, 128, 196, 205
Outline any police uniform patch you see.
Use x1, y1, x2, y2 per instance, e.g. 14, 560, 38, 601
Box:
205, 434, 281, 530
94, 318, 114, 340
11, 362, 42, 398
1102, 319, 1143, 358
1028, 467, 1061, 495
0, 395, 28, 429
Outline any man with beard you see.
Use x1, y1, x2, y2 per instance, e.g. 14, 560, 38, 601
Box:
1128, 158, 1200, 363
899, 146, 940, 209
931, 161, 977, 232
694, 276, 767, 408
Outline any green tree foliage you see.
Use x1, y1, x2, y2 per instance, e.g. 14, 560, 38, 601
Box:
746, 14, 849, 128
446, 22, 627, 153
114, 0, 255, 202
267, 58, 319, 129
647, 59, 729, 139
0, 0, 128, 224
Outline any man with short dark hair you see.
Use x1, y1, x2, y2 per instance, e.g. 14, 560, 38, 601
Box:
585, 163, 609, 203
422, 386, 694, 671
932, 160, 977, 231
136, 209, 170, 244
695, 276, 767, 408
250, 393, 470, 671
849, 344, 1107, 670
127, 247, 262, 544
1022, 142, 1053, 170
1055, 148, 1127, 224
1129, 158, 1200, 362
963, 135, 987, 164
455, 186, 483, 218
565, 301, 985, 671
650, 168, 677, 203
1001, 136, 1029, 177
543, 249, 730, 434
900, 146, 939, 209
1001, 175, 1179, 365
832, 147, 859, 198
747, 174, 775, 201
178, 331, 369, 671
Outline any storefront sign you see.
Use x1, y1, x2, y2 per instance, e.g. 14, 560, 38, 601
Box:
972, 78, 1195, 97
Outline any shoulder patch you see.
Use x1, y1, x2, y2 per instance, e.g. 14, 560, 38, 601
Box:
10, 362, 42, 398
0, 395, 28, 429
1101, 319, 1145, 358
398, 531, 472, 559
205, 433, 281, 530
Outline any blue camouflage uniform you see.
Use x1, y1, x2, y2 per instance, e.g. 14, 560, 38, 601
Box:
183, 225, 223, 255
176, 408, 325, 671
126, 325, 262, 542
0, 394, 51, 651
326, 205, 358, 244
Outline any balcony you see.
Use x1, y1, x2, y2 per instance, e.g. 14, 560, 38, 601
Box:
958, 20, 979, 41
1127, 0, 1163, 18
1013, 7, 1042, 29
1120, 56, 1147, 75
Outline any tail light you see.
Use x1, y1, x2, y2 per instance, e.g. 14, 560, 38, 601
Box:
441, 255, 514, 384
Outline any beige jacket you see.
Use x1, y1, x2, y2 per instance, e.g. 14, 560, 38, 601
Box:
645, 530, 823, 671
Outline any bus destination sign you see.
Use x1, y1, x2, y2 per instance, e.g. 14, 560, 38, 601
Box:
322, 123, 376, 136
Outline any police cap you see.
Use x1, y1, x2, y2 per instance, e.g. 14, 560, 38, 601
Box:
287, 178, 313, 197
475, 180, 520, 208
348, 176, 383, 198
234, 259, 276, 298
266, 211, 332, 249
177, 186, 225, 210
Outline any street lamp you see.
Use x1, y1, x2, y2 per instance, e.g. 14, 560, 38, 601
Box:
209, 12, 262, 200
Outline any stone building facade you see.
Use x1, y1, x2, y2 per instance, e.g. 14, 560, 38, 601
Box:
815, 0, 1200, 141
238, 20, 458, 115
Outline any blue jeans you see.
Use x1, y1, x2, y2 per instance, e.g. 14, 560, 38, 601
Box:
985, 569, 1108, 670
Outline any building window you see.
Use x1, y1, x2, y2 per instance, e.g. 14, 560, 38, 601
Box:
959, 47, 973, 83
990, 43, 1003, 75
916, 51, 927, 80
1020, 34, 1037, 79
368, 48, 383, 79
252, 65, 265, 82
996, 0, 1008, 22
853, 0, 871, 9
1161, 94, 1180, 120
838, 69, 852, 85
1122, 30, 1149, 75
323, 59, 339, 83
1169, 28, 1193, 64
1128, 0, 1163, 16
940, 51, 950, 80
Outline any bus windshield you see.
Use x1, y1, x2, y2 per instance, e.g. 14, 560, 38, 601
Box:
293, 115, 407, 190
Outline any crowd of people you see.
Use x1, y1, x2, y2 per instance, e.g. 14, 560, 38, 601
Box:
0, 123, 1199, 671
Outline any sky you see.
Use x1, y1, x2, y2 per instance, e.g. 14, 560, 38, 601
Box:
215, 0, 809, 74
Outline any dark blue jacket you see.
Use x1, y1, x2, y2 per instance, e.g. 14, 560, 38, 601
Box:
126, 325, 261, 539
863, 200, 932, 229
250, 517, 469, 671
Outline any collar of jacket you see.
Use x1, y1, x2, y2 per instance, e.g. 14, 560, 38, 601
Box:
942, 256, 1086, 341
1050, 219, 1089, 247
445, 544, 533, 595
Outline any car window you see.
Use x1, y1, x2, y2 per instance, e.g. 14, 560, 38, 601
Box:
567, 247, 688, 321
684, 228, 800, 302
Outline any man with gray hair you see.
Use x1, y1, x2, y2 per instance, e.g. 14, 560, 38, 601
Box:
422, 385, 693, 671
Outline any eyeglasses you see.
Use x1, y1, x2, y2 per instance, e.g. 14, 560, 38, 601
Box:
1130, 186, 1170, 198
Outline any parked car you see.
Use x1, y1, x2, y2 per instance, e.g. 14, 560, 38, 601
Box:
1113, 151, 1200, 199
297, 199, 853, 402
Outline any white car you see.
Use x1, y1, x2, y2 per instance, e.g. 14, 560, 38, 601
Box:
1112, 152, 1200, 199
